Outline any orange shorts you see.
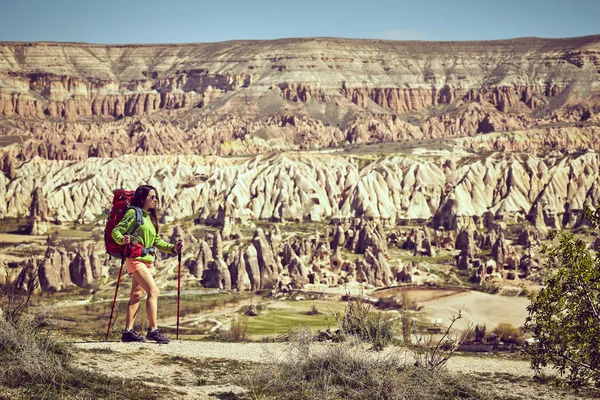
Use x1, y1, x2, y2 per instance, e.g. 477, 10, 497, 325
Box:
125, 258, 154, 276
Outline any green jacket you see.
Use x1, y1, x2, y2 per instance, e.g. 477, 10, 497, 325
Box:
111, 208, 175, 263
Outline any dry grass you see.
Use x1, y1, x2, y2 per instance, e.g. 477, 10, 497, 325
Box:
412, 310, 472, 371
0, 312, 69, 384
0, 278, 166, 399
247, 330, 491, 400
225, 315, 250, 342
332, 296, 397, 350
0, 309, 165, 399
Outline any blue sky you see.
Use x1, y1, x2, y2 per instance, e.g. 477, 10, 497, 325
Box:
0, 0, 598, 44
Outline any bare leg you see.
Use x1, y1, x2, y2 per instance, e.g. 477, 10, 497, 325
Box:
131, 267, 160, 329
125, 275, 145, 330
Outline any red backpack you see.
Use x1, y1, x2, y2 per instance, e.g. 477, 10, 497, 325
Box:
104, 189, 144, 259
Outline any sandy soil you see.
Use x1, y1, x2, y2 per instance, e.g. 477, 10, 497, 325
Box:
372, 287, 465, 302
418, 290, 530, 330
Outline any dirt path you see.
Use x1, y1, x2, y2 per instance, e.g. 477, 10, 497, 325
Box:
72, 340, 599, 400
0, 233, 46, 243
73, 341, 288, 400
73, 340, 535, 376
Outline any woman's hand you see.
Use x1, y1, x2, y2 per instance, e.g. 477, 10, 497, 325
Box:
123, 235, 131, 245
174, 240, 184, 253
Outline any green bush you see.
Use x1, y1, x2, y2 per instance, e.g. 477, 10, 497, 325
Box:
492, 322, 523, 344
525, 205, 600, 387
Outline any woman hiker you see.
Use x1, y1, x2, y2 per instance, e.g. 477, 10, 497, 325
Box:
112, 185, 184, 344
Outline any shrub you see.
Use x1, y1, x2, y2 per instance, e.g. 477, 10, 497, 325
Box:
227, 315, 249, 342
492, 322, 523, 344
0, 311, 69, 384
474, 323, 487, 342
307, 304, 320, 315
375, 297, 400, 310
412, 310, 472, 371
525, 205, 600, 387
248, 333, 491, 400
0, 261, 38, 325
400, 310, 413, 344
332, 296, 397, 350
207, 315, 249, 342
0, 273, 163, 399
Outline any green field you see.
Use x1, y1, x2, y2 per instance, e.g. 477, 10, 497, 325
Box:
245, 300, 347, 337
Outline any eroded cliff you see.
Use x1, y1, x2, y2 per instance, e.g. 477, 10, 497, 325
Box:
0, 36, 599, 163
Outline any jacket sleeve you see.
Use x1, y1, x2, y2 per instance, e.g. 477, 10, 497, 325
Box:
111, 209, 137, 245
154, 234, 175, 253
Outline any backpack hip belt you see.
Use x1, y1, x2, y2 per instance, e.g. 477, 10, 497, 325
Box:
125, 244, 155, 259
142, 246, 156, 256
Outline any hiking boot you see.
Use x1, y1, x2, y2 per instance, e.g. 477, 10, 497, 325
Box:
146, 327, 171, 344
121, 329, 146, 342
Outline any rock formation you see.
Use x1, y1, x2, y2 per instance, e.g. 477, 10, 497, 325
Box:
211, 232, 232, 290
2, 36, 600, 294
1, 150, 599, 235
28, 187, 50, 235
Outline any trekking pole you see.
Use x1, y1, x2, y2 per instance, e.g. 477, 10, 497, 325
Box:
176, 241, 182, 340
105, 252, 126, 341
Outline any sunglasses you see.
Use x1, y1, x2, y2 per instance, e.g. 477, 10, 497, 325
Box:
149, 195, 158, 200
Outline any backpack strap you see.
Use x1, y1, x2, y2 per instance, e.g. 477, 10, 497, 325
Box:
127, 206, 144, 244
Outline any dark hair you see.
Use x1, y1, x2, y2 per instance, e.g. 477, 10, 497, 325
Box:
132, 185, 159, 233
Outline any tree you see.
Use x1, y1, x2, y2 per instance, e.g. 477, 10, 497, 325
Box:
474, 323, 486, 342
524, 205, 600, 387
491, 322, 522, 344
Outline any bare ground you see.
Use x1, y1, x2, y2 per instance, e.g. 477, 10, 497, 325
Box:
72, 341, 600, 400
0, 233, 46, 243
418, 290, 531, 330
